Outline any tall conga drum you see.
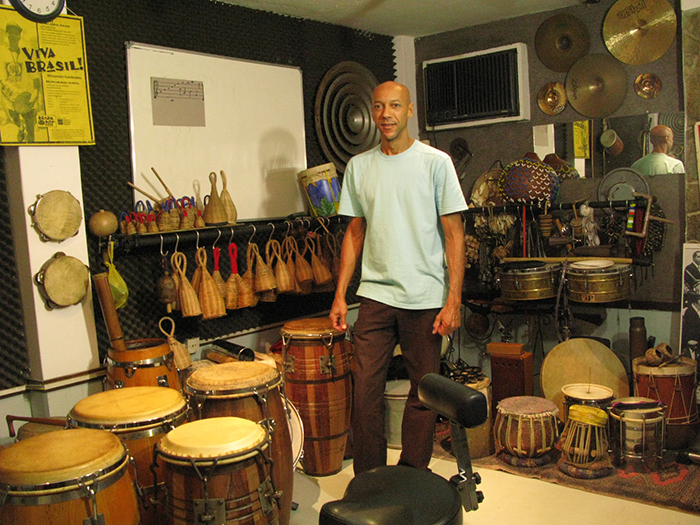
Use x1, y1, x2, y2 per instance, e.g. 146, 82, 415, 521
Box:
106, 337, 181, 390
280, 318, 352, 476
184, 361, 294, 525
68, 386, 188, 524
155, 417, 279, 525
0, 428, 140, 524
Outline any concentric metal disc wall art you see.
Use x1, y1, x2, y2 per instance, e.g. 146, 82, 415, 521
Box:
315, 61, 380, 173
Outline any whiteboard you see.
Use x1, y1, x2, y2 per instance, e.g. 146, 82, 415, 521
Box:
126, 42, 307, 220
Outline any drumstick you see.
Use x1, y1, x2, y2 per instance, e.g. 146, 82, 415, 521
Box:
150, 167, 180, 208
126, 181, 161, 203
92, 272, 128, 352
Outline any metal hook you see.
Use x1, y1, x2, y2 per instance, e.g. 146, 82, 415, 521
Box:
267, 222, 275, 242
174, 232, 180, 253
159, 235, 166, 256
248, 224, 257, 244
285, 221, 292, 237
213, 229, 222, 248
229, 226, 235, 245
195, 230, 200, 250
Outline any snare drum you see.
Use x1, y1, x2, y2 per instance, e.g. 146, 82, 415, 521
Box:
494, 396, 560, 465
281, 317, 353, 476
287, 399, 305, 468
68, 386, 188, 524
185, 361, 294, 525
559, 405, 612, 473
496, 261, 562, 300
106, 338, 181, 390
0, 429, 140, 524
566, 261, 632, 303
155, 417, 278, 525
608, 397, 665, 469
633, 356, 699, 449
561, 383, 615, 422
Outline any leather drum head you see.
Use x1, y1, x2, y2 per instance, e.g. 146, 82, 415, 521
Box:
535, 13, 590, 73
565, 54, 627, 118
541, 338, 629, 422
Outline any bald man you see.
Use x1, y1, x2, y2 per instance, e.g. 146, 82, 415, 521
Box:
631, 125, 685, 175
330, 81, 467, 475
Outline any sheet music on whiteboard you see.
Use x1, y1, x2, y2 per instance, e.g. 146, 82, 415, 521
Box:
126, 42, 307, 220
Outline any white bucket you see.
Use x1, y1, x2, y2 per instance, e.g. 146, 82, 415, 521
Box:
384, 379, 411, 449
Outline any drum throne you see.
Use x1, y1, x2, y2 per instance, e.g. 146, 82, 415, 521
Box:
319, 373, 488, 525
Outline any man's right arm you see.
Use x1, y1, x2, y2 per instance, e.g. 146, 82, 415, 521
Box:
329, 217, 366, 331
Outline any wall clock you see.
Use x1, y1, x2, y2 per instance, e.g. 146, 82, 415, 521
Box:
9, 0, 65, 23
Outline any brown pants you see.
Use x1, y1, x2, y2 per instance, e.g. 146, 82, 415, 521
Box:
351, 298, 442, 475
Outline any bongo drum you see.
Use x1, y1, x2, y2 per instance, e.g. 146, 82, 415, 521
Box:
561, 383, 615, 421
494, 396, 560, 466
280, 317, 353, 476
558, 405, 613, 477
68, 386, 188, 524
608, 397, 665, 469
155, 417, 279, 525
496, 261, 562, 300
633, 356, 699, 449
0, 428, 140, 525
184, 361, 294, 525
106, 337, 181, 390
566, 261, 632, 303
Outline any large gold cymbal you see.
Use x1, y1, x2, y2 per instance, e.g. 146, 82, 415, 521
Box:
565, 54, 627, 118
535, 13, 590, 72
603, 0, 677, 65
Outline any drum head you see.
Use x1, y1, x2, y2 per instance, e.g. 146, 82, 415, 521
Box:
38, 253, 89, 307
561, 383, 614, 401
500, 260, 546, 272
542, 338, 629, 421
186, 361, 279, 394
633, 356, 697, 376
286, 400, 304, 467
158, 417, 266, 461
69, 386, 186, 427
0, 429, 124, 487
497, 396, 558, 416
31, 190, 82, 242
570, 259, 615, 270
281, 317, 345, 339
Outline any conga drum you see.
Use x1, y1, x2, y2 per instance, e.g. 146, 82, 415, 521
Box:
68, 386, 188, 524
155, 417, 279, 525
608, 397, 666, 469
558, 405, 613, 478
106, 337, 181, 390
280, 318, 353, 476
0, 428, 140, 524
184, 361, 294, 525
633, 356, 699, 449
494, 396, 560, 466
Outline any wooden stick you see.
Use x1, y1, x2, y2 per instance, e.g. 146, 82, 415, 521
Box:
503, 257, 633, 264
92, 272, 128, 352
150, 167, 180, 207
6, 415, 66, 438
127, 181, 161, 203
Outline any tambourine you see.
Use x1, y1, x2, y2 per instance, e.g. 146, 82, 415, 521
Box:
34, 252, 90, 310
28, 190, 82, 242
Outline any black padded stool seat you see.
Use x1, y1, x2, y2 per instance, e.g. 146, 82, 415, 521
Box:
319, 465, 462, 525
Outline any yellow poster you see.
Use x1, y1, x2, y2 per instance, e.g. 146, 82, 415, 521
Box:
0, 6, 94, 145
573, 120, 590, 159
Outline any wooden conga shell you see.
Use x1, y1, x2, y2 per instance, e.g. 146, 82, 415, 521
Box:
106, 337, 181, 390
184, 361, 294, 525
0, 428, 140, 524
281, 318, 352, 476
156, 417, 279, 525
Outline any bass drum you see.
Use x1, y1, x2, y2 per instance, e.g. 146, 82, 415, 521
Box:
496, 261, 562, 300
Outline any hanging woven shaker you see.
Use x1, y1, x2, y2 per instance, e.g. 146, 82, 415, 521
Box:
219, 170, 238, 225
196, 247, 226, 320
203, 172, 229, 226
172, 252, 201, 317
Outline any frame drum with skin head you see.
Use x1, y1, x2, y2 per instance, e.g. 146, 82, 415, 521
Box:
34, 252, 89, 309
0, 428, 140, 525
28, 189, 82, 242
542, 338, 629, 422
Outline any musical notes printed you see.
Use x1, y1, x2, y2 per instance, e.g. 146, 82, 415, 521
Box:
151, 76, 206, 127
152, 78, 204, 101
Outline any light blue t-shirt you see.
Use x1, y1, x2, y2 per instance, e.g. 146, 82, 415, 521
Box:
338, 140, 468, 309
630, 153, 685, 175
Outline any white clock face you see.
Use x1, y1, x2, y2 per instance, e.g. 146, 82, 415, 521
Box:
10, 0, 65, 22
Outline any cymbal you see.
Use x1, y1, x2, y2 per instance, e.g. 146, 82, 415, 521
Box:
634, 73, 662, 98
537, 82, 567, 115
535, 13, 590, 72
603, 0, 677, 65
565, 54, 627, 118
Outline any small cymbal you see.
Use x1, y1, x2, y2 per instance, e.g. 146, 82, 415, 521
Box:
565, 54, 627, 118
634, 73, 662, 98
535, 13, 591, 72
603, 0, 677, 65
537, 82, 567, 115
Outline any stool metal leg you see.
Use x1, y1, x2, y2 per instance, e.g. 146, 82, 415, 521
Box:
449, 422, 484, 512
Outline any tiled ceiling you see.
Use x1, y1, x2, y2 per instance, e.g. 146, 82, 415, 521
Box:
217, 0, 583, 37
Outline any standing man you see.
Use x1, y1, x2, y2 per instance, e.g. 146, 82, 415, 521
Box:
631, 125, 685, 175
329, 81, 467, 475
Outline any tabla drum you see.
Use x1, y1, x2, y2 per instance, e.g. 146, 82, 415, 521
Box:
68, 386, 188, 525
34, 252, 89, 310
184, 361, 294, 525
558, 405, 612, 477
566, 261, 632, 303
608, 397, 666, 469
633, 356, 699, 449
155, 417, 279, 525
28, 189, 82, 242
494, 396, 560, 466
106, 337, 181, 390
0, 428, 140, 524
561, 383, 615, 421
496, 261, 562, 300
